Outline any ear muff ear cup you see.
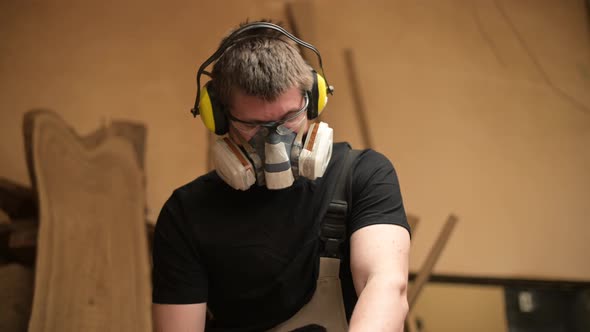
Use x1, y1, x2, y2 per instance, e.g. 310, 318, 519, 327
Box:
316, 72, 328, 116
199, 83, 229, 135
307, 70, 329, 119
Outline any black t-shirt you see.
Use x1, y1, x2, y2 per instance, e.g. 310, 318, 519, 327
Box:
152, 143, 410, 331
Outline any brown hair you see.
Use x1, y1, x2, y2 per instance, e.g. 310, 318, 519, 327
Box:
210, 21, 313, 108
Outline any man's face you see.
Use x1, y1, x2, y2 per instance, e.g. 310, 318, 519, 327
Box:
228, 86, 310, 142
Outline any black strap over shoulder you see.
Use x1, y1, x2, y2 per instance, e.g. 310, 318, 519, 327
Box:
319, 148, 361, 258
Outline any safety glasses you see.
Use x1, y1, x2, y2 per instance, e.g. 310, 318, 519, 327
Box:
227, 93, 309, 136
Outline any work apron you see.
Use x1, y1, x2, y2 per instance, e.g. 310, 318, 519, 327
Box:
267, 257, 349, 332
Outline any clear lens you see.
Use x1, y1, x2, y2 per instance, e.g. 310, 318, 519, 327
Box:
232, 122, 260, 134
229, 93, 308, 137
276, 111, 307, 135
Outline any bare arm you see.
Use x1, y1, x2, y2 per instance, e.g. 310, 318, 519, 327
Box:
152, 303, 207, 332
348, 224, 411, 332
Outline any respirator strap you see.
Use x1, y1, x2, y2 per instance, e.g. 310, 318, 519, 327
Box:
319, 148, 361, 258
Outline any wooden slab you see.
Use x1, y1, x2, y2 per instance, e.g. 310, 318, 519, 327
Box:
24, 110, 151, 332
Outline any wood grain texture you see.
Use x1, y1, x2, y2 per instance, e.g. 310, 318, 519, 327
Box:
24, 110, 151, 332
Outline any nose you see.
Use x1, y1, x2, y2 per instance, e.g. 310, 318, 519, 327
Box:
232, 126, 265, 142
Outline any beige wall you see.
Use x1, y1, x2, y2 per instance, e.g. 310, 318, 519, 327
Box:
292, 0, 590, 281
0, 0, 288, 220
1, 0, 590, 281
410, 283, 508, 332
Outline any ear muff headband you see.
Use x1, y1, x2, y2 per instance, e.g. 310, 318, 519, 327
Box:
190, 22, 334, 123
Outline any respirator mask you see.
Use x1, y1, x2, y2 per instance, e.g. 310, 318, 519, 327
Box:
211, 94, 334, 190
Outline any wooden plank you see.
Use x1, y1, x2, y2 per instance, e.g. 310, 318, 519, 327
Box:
24, 110, 152, 332
0, 178, 37, 219
343, 48, 374, 150
0, 218, 38, 265
408, 214, 458, 309
3, 219, 38, 249
0, 208, 10, 224
284, 0, 318, 67
407, 213, 420, 233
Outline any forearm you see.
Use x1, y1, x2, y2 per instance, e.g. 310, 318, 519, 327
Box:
348, 275, 408, 332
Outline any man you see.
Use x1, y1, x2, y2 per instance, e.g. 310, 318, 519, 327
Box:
152, 21, 411, 332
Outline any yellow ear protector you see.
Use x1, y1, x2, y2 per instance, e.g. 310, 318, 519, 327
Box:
190, 22, 334, 135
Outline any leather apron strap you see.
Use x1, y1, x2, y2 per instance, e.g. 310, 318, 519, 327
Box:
267, 257, 349, 332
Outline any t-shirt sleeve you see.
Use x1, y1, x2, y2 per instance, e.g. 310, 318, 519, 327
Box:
152, 191, 208, 304
349, 149, 411, 237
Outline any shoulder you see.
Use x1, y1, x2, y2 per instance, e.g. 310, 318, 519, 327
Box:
157, 170, 227, 224
331, 143, 395, 171
166, 171, 225, 206
154, 171, 230, 248
345, 147, 409, 236
354, 148, 394, 169
350, 148, 399, 186
325, 143, 399, 186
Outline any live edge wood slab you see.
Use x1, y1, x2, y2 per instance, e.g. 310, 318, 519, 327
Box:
22, 110, 152, 332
